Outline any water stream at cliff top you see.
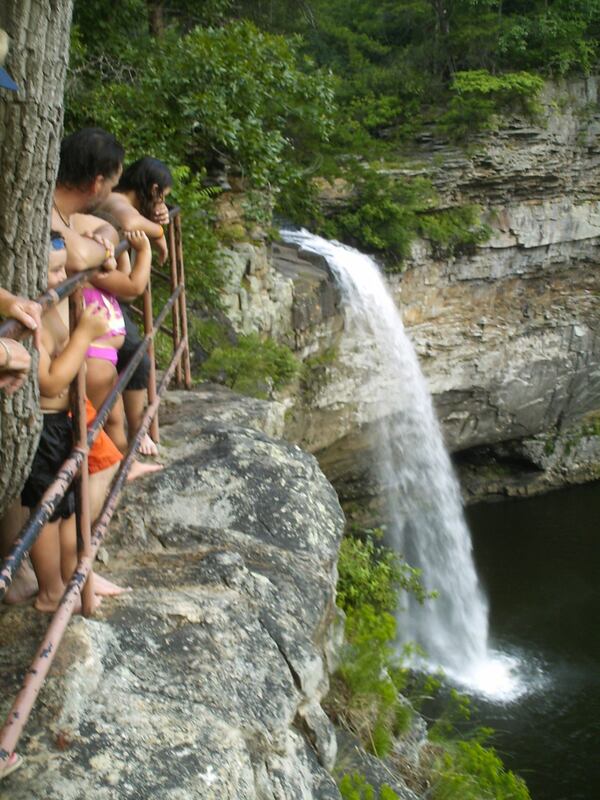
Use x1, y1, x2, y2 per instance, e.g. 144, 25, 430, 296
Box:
281, 229, 526, 698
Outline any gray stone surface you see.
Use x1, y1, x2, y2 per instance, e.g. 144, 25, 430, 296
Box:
0, 389, 346, 799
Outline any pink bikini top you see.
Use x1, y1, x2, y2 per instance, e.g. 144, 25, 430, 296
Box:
82, 287, 126, 339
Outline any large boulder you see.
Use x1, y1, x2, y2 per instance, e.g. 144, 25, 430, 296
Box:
0, 387, 346, 799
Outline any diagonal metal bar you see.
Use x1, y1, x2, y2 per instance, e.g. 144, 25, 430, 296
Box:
0, 337, 187, 769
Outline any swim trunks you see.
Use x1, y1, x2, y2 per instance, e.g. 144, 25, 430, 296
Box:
86, 397, 123, 474
21, 411, 76, 521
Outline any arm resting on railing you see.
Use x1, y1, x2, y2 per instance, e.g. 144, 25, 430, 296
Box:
38, 305, 110, 398
90, 231, 152, 301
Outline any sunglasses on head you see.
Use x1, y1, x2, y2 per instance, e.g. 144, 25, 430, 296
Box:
50, 236, 66, 251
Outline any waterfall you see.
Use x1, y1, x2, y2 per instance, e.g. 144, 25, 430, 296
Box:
282, 229, 517, 692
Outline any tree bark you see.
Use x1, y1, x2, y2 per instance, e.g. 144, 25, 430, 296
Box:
147, 1, 166, 37
0, 0, 73, 516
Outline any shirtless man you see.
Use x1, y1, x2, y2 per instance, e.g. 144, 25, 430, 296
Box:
51, 127, 125, 272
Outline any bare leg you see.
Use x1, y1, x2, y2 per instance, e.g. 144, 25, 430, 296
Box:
89, 463, 119, 522
59, 514, 78, 585
86, 357, 128, 452
0, 501, 38, 604
30, 520, 65, 613
124, 389, 158, 456
88, 464, 130, 596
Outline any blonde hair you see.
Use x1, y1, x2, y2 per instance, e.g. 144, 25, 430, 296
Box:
0, 30, 9, 67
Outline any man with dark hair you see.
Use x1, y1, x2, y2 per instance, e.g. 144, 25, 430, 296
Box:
52, 128, 125, 272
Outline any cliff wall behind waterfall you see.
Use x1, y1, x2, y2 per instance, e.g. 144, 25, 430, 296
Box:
216, 78, 600, 501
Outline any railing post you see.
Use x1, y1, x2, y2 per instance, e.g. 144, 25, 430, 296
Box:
167, 221, 183, 387
174, 213, 192, 390
142, 275, 159, 445
68, 288, 94, 617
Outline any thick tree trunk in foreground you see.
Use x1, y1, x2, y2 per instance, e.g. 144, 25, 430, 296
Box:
0, 0, 73, 516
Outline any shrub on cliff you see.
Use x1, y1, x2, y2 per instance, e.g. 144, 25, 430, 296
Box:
329, 529, 429, 756
438, 70, 545, 140
198, 333, 300, 398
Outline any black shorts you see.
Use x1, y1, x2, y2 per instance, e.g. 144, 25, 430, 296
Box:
21, 411, 76, 521
117, 304, 150, 391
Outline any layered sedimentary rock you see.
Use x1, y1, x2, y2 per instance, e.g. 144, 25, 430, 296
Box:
272, 78, 600, 499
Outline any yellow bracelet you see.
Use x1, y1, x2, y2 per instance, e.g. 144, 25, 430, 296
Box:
104, 247, 112, 262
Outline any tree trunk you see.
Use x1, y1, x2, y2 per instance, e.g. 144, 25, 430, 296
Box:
147, 1, 166, 37
0, 0, 73, 516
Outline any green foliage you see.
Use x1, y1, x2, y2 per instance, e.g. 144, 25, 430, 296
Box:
338, 772, 401, 800
438, 70, 545, 139
67, 4, 334, 306
70, 18, 334, 190
198, 333, 299, 398
319, 167, 436, 265
417, 206, 491, 257
330, 529, 433, 756
339, 773, 375, 800
316, 168, 490, 264
426, 693, 531, 800
337, 530, 429, 614
432, 739, 531, 800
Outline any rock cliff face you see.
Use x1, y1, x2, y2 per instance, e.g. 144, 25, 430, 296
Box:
0, 387, 348, 799
264, 79, 600, 500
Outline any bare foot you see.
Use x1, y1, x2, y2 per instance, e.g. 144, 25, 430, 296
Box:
0, 752, 23, 780
138, 432, 159, 457
93, 573, 131, 597
127, 459, 163, 482
4, 560, 38, 605
34, 588, 103, 614
34, 593, 64, 613
71, 591, 103, 615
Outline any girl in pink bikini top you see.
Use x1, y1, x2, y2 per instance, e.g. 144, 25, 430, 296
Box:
82, 286, 126, 365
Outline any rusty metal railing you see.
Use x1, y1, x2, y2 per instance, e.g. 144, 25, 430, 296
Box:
0, 207, 192, 772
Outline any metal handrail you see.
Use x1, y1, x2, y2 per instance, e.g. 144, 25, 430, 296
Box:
0, 207, 192, 772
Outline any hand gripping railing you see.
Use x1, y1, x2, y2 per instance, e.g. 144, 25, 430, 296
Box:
0, 207, 192, 772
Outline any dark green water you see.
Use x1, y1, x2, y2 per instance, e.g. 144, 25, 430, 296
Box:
465, 481, 600, 800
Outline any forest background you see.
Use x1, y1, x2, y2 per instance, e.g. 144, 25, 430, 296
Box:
69, 0, 600, 305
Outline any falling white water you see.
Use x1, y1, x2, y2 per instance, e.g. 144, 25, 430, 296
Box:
282, 229, 524, 697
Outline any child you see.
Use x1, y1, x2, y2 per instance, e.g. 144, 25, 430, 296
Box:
76, 222, 161, 479
100, 157, 173, 456
21, 231, 111, 612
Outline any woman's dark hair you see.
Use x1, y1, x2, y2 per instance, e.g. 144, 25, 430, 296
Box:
57, 128, 124, 189
115, 157, 173, 220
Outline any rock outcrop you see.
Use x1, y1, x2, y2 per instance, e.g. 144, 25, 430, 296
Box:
273, 78, 600, 501
0, 387, 347, 799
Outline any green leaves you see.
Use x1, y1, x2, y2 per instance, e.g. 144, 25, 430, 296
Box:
198, 333, 300, 397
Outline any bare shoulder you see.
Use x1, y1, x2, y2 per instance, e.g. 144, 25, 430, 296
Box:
102, 193, 133, 216
71, 213, 104, 234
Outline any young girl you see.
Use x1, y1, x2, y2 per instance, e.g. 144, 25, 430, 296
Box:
22, 232, 110, 613
76, 224, 160, 480
100, 157, 173, 457
103, 156, 173, 264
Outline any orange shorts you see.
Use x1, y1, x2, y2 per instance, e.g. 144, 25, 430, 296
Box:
85, 398, 123, 474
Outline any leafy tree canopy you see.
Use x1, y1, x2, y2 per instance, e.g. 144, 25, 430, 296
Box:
67, 0, 600, 273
